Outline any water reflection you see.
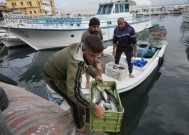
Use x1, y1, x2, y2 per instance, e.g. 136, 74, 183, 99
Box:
180, 22, 189, 62
108, 66, 161, 135
18, 50, 58, 83
0, 47, 60, 98
180, 22, 189, 42
1, 47, 35, 77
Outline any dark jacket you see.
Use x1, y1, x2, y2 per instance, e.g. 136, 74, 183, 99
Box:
113, 22, 137, 48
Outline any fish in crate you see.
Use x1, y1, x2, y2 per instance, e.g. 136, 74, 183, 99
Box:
89, 81, 124, 132
92, 85, 118, 112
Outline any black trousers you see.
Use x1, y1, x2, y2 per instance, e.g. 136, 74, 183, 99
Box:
115, 46, 133, 73
45, 77, 85, 129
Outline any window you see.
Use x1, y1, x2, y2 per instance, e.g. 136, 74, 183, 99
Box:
20, 2, 23, 6
120, 5, 124, 12
125, 4, 129, 12
115, 4, 118, 13
34, 10, 36, 14
11, 2, 14, 7
29, 1, 32, 6
107, 4, 113, 14
12, 2, 16, 7
97, 5, 103, 14
30, 11, 32, 14
102, 5, 108, 14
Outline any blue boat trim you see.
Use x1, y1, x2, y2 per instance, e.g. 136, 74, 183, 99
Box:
2, 20, 150, 31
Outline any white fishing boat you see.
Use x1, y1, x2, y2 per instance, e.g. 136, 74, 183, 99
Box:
0, 29, 27, 48
0, 29, 7, 44
1, 34, 27, 48
47, 25, 167, 105
0, 29, 6, 37
0, 0, 151, 50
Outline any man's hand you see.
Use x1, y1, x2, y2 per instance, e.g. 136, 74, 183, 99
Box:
96, 62, 102, 77
112, 44, 117, 57
92, 105, 104, 118
96, 60, 102, 72
95, 75, 103, 84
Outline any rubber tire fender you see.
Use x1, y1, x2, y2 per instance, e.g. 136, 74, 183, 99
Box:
0, 87, 9, 111
158, 55, 164, 67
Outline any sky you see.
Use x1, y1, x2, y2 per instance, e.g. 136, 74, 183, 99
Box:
0, 0, 188, 13
54, 0, 188, 13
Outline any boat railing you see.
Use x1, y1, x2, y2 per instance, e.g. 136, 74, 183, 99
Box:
1, 13, 150, 29
3, 16, 83, 25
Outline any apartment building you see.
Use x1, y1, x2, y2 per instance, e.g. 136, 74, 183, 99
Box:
6, 0, 55, 15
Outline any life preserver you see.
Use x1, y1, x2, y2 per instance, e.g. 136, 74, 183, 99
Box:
0, 87, 8, 111
158, 55, 164, 67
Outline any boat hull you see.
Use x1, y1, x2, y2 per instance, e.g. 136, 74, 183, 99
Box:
1, 20, 151, 50
1, 36, 27, 48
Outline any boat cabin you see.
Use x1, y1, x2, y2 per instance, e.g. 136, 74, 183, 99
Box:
95, 0, 130, 18
97, 1, 129, 15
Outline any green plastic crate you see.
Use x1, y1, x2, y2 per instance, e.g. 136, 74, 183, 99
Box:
89, 81, 124, 132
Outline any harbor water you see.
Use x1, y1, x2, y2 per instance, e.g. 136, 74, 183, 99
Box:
0, 14, 189, 135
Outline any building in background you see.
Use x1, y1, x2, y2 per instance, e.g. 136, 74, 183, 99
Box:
0, 2, 12, 19
6, 0, 55, 16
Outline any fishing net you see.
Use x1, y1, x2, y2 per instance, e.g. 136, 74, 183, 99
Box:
137, 25, 167, 42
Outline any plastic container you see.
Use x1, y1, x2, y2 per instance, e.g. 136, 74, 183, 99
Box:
132, 58, 148, 67
89, 81, 124, 132
105, 62, 127, 81
137, 43, 150, 57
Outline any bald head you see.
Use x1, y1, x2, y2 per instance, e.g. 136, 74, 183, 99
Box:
117, 17, 125, 23
117, 17, 126, 30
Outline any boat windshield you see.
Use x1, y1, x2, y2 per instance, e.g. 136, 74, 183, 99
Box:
114, 3, 129, 13
97, 2, 129, 15
97, 4, 113, 14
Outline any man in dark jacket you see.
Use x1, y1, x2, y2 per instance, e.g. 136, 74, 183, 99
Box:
81, 17, 103, 88
44, 35, 104, 134
112, 17, 137, 78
